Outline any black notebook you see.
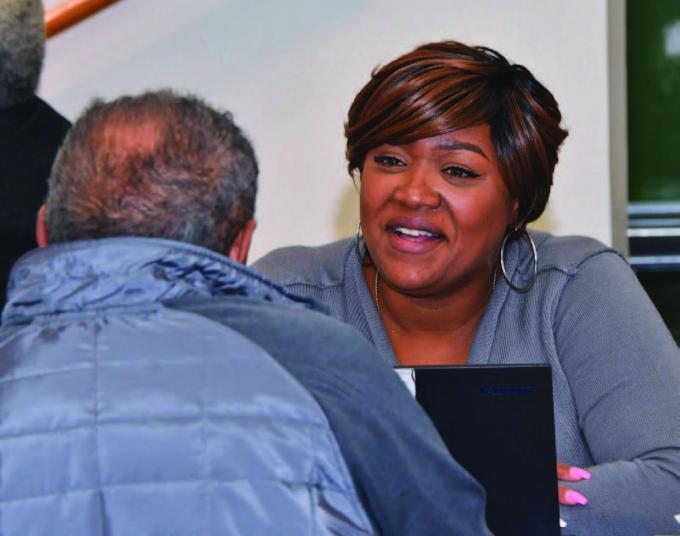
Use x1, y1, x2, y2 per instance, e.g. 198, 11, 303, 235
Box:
396, 364, 561, 536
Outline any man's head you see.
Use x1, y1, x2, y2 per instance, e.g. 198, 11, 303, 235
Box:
0, 0, 45, 108
41, 90, 258, 262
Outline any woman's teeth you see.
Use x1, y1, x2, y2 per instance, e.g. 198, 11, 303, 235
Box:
395, 227, 435, 239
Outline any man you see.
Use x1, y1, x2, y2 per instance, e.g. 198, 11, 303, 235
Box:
0, 0, 71, 311
0, 91, 489, 535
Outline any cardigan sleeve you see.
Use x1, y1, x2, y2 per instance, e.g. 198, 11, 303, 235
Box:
553, 251, 680, 535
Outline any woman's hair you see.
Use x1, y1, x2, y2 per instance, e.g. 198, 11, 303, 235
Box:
345, 41, 568, 225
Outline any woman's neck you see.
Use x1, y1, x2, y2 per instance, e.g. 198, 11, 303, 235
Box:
364, 264, 494, 366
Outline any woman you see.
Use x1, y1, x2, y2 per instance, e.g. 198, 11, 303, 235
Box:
254, 41, 680, 534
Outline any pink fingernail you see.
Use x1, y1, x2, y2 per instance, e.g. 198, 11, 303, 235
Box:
565, 489, 588, 506
569, 467, 592, 480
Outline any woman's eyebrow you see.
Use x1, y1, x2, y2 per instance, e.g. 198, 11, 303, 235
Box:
434, 139, 489, 160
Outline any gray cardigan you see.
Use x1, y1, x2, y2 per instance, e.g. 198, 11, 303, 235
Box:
254, 230, 680, 536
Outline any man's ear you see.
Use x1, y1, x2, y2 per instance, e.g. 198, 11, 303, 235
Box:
36, 204, 49, 247
227, 219, 257, 264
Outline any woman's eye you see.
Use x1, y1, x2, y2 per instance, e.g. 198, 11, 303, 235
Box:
374, 155, 405, 167
442, 166, 480, 179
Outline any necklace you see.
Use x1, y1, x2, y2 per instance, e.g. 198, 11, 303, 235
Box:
374, 267, 497, 316
374, 269, 381, 314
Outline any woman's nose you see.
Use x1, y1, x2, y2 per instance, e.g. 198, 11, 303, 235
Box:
392, 166, 441, 209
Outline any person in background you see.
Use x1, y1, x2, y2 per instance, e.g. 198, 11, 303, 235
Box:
0, 90, 490, 535
254, 40, 680, 535
0, 0, 71, 313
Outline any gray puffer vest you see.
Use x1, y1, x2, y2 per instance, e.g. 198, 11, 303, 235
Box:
0, 237, 373, 535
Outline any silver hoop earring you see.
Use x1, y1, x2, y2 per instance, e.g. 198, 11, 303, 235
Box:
500, 227, 537, 293
354, 222, 365, 262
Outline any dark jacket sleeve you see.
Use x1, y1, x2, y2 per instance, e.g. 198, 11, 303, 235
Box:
176, 298, 492, 536
554, 252, 680, 535
282, 321, 492, 536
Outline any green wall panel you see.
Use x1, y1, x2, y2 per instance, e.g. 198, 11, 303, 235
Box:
628, 0, 680, 201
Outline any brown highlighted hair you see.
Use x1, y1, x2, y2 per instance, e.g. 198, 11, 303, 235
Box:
345, 41, 568, 225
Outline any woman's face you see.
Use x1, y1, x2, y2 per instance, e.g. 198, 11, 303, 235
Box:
360, 124, 518, 298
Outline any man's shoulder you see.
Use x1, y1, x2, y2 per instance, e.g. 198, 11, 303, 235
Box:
172, 293, 377, 361
172, 294, 397, 405
252, 239, 353, 289
8, 96, 71, 147
32, 97, 71, 134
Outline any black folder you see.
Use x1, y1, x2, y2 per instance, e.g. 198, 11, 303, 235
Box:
399, 364, 561, 536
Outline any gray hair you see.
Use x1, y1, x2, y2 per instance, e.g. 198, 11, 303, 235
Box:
0, 0, 45, 107
45, 90, 258, 252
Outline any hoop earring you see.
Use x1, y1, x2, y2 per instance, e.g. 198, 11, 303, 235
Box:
354, 222, 364, 262
500, 227, 537, 293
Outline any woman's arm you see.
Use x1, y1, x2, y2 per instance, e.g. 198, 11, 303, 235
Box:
554, 251, 680, 534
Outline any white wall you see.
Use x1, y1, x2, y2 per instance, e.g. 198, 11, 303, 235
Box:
41, 0, 618, 261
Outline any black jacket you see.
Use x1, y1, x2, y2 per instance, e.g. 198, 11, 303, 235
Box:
0, 96, 70, 311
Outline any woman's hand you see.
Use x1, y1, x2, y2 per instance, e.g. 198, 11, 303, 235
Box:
557, 463, 591, 506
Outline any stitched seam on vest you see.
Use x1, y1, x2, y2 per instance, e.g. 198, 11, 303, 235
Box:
200, 342, 209, 536
0, 478, 351, 505
0, 416, 331, 442
0, 365, 95, 385
308, 471, 316, 536
93, 321, 105, 536
312, 425, 372, 528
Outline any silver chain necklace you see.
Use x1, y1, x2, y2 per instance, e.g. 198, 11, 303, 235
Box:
374, 269, 381, 315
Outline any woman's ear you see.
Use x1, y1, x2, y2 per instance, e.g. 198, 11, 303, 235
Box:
36, 205, 49, 247
510, 198, 520, 228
